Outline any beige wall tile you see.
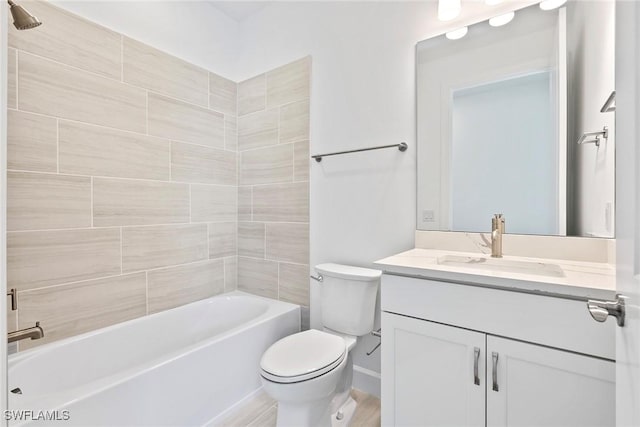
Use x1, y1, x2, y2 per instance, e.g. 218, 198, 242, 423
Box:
122, 224, 208, 272
59, 121, 171, 180
238, 109, 278, 151
279, 263, 310, 306
240, 144, 293, 185
238, 74, 265, 116
294, 141, 310, 182
9, 1, 122, 79
8, 228, 121, 291
171, 142, 236, 185
147, 260, 224, 314
8, 48, 16, 109
238, 186, 252, 222
93, 178, 189, 227
225, 115, 238, 152
191, 184, 237, 223
253, 182, 309, 222
266, 223, 309, 264
238, 222, 265, 258
209, 72, 237, 115
224, 256, 237, 292
209, 222, 237, 259
18, 52, 146, 133
266, 57, 311, 108
7, 110, 57, 173
123, 37, 209, 107
8, 171, 91, 231
279, 100, 310, 144
148, 93, 224, 148
238, 257, 278, 299
18, 273, 146, 349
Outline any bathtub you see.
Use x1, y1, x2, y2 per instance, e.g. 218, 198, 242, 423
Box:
7, 291, 300, 426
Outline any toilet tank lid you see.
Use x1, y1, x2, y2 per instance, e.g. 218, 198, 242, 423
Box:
315, 263, 382, 281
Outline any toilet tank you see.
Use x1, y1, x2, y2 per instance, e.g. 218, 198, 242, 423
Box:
316, 263, 381, 336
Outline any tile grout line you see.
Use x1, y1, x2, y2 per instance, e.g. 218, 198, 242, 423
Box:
5, 168, 243, 187
145, 271, 149, 315
56, 119, 60, 173
7, 219, 263, 235
145, 91, 149, 135
8, 107, 233, 154
120, 35, 124, 83
90, 176, 94, 227
18, 50, 222, 112
17, 255, 224, 296
120, 227, 123, 274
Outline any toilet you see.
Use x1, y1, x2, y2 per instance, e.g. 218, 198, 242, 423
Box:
259, 263, 381, 427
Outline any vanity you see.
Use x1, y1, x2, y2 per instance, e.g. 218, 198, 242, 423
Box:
376, 232, 616, 426
379, 0, 619, 424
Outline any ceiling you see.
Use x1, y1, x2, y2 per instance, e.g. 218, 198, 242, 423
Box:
207, 1, 271, 22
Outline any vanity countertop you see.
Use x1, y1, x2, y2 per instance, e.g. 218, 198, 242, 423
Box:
374, 248, 616, 300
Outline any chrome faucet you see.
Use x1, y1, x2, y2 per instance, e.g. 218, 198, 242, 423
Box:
491, 214, 505, 258
8, 322, 44, 344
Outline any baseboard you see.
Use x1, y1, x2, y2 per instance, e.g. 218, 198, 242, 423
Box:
352, 365, 381, 398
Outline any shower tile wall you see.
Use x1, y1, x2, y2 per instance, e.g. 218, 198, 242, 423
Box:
237, 58, 311, 316
5, 1, 239, 350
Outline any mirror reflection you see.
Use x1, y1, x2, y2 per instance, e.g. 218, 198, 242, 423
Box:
416, 1, 615, 237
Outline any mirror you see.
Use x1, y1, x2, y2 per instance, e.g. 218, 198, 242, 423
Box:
416, 1, 615, 237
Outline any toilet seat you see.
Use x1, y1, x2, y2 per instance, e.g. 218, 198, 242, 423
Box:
260, 330, 346, 384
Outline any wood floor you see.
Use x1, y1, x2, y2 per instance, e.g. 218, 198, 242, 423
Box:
213, 389, 381, 427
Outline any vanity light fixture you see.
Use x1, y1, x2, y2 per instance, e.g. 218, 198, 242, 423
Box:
539, 0, 567, 11
446, 26, 468, 40
489, 11, 515, 27
438, 0, 461, 21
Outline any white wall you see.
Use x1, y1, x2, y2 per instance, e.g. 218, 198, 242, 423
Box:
237, 2, 421, 393
51, 0, 241, 77
236, 0, 538, 395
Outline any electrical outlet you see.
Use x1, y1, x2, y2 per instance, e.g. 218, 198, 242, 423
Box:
423, 210, 435, 222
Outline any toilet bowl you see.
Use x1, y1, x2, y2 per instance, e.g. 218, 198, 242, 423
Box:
259, 263, 381, 427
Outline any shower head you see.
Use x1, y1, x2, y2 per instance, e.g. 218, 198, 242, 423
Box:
7, 0, 42, 30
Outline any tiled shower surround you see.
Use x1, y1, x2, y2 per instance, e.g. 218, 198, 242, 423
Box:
6, 1, 310, 350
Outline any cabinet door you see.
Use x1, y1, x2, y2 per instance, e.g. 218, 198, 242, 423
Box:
487, 335, 615, 427
381, 312, 485, 427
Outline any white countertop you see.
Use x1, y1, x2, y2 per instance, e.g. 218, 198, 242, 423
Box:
374, 248, 616, 300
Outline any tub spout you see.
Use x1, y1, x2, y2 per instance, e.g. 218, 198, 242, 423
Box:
8, 321, 44, 343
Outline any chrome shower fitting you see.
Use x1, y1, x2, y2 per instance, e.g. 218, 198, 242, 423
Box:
7, 0, 42, 30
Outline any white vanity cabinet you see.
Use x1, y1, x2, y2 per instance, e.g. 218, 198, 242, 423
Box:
380, 274, 616, 427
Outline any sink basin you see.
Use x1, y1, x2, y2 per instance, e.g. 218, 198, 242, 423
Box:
436, 255, 565, 278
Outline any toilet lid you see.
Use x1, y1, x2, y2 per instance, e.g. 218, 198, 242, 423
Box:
260, 330, 346, 384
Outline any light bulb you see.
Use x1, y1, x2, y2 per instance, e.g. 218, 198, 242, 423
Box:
446, 27, 468, 40
489, 11, 515, 27
539, 0, 567, 11
438, 0, 461, 21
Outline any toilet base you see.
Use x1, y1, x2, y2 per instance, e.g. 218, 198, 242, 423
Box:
331, 396, 357, 427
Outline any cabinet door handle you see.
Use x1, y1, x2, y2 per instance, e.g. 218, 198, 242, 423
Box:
473, 347, 480, 385
492, 352, 499, 392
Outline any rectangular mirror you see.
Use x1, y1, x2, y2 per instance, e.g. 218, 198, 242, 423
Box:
416, 1, 615, 237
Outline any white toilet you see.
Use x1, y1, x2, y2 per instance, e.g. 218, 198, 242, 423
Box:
259, 263, 381, 427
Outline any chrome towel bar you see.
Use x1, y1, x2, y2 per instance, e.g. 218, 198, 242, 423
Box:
311, 142, 408, 162
577, 126, 608, 147
600, 91, 616, 113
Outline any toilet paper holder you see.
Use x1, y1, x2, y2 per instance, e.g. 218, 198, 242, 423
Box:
366, 329, 381, 356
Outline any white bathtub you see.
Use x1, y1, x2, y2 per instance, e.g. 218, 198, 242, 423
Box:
8, 291, 300, 426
